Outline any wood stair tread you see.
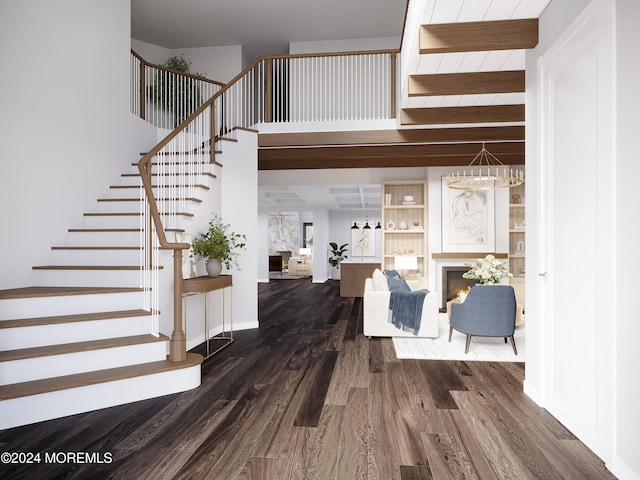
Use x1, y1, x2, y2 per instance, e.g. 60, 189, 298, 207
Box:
51, 246, 142, 250
32, 265, 162, 271
110, 184, 210, 190
67, 227, 184, 232
97, 197, 202, 203
122, 172, 216, 178
0, 353, 203, 401
0, 309, 152, 329
0, 286, 143, 300
0, 333, 170, 362
82, 212, 194, 217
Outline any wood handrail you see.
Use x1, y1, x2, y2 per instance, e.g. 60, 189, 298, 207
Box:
136, 47, 400, 362
131, 49, 225, 87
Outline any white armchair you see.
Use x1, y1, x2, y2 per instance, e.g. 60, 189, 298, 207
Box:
363, 277, 439, 338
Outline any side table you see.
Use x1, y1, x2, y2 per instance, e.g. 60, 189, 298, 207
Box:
182, 275, 233, 359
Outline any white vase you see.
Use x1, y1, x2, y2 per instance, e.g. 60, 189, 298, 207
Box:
331, 266, 341, 280
205, 258, 223, 277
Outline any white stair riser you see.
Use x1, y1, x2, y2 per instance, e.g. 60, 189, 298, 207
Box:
31, 269, 144, 288
0, 315, 151, 350
0, 341, 168, 385
0, 291, 146, 321
93, 199, 203, 214
80, 214, 194, 231
65, 230, 142, 246
48, 248, 142, 265
0, 364, 201, 430
81, 214, 143, 229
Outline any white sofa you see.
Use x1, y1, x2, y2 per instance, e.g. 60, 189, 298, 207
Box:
363, 276, 439, 338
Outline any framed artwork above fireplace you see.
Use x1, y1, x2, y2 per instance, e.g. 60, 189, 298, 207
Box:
441, 177, 495, 253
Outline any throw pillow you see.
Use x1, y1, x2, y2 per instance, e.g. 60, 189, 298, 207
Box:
384, 269, 411, 292
372, 268, 389, 291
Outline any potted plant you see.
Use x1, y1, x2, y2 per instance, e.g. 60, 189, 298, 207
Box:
148, 54, 206, 127
328, 242, 348, 280
191, 214, 247, 277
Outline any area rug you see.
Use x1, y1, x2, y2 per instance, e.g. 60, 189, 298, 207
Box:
392, 313, 525, 362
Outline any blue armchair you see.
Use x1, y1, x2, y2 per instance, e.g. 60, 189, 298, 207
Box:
449, 285, 518, 354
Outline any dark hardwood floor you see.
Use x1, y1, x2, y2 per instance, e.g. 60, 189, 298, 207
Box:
0, 278, 615, 479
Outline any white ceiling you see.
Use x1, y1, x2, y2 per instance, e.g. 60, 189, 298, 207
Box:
131, 0, 408, 59
132, 0, 551, 212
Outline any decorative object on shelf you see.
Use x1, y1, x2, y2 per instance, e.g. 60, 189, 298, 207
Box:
441, 177, 495, 253
191, 214, 247, 277
386, 220, 395, 230
512, 194, 521, 204
385, 193, 392, 205
398, 220, 408, 230
445, 142, 524, 190
515, 241, 525, 253
402, 195, 415, 205
462, 254, 512, 284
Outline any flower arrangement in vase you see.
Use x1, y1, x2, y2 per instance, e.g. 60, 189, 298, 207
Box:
462, 254, 512, 284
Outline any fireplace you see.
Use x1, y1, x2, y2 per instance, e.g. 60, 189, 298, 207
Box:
441, 266, 476, 312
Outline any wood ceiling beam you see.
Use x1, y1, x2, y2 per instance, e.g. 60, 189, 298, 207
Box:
258, 126, 524, 147
420, 19, 539, 54
401, 104, 525, 125
258, 141, 525, 170
408, 70, 525, 97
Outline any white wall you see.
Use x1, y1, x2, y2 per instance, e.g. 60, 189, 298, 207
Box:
615, 1, 640, 477
220, 130, 259, 330
0, 0, 157, 290
131, 39, 243, 83
289, 36, 400, 55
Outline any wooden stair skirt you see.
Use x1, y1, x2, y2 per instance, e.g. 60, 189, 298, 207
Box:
0, 353, 202, 430
0, 286, 203, 430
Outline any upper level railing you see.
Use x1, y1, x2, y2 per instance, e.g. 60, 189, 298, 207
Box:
131, 50, 225, 130
132, 49, 399, 361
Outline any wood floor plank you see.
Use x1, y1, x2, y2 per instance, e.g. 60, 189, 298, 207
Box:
267, 426, 315, 480
419, 359, 469, 409
383, 361, 430, 467
325, 335, 368, 405
400, 464, 434, 480
293, 350, 339, 427
369, 372, 403, 480
450, 390, 537, 480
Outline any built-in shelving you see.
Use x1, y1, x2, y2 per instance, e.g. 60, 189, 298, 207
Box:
381, 181, 427, 282
509, 183, 525, 308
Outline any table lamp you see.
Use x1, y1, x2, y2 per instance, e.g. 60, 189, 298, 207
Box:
394, 255, 417, 278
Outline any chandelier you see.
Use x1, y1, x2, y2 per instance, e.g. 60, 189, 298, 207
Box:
446, 142, 524, 190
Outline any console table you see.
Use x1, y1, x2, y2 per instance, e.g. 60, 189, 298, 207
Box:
181, 275, 233, 359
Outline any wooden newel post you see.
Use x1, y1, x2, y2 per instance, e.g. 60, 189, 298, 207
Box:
170, 248, 187, 362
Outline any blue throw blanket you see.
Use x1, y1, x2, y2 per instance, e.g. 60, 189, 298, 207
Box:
389, 289, 428, 335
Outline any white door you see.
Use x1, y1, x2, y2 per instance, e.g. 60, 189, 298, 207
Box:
538, 0, 614, 465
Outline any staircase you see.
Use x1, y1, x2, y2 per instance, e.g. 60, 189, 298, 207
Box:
0, 151, 224, 430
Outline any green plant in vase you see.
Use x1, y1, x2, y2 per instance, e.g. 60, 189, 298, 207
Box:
147, 54, 205, 127
328, 242, 348, 279
191, 214, 246, 277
